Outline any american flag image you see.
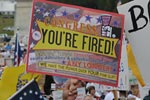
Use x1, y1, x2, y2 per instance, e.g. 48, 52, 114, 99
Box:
14, 33, 22, 67
8, 79, 44, 100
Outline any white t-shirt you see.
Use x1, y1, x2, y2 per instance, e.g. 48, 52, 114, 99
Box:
104, 92, 114, 100
128, 94, 141, 100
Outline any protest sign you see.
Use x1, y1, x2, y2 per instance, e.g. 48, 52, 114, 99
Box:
117, 0, 150, 85
99, 34, 129, 90
75, 87, 86, 100
52, 90, 63, 100
0, 64, 40, 100
27, 0, 124, 86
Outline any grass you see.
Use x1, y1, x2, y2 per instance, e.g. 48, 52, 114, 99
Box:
0, 15, 14, 36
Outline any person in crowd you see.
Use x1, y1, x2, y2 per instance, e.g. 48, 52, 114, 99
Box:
86, 86, 100, 100
104, 90, 114, 100
0, 49, 10, 58
131, 85, 140, 97
4, 43, 11, 51
43, 75, 55, 100
43, 75, 84, 100
127, 89, 141, 100
119, 90, 127, 100
127, 91, 134, 98
62, 78, 86, 100
127, 90, 137, 100
86, 82, 101, 97
84, 95, 93, 100
143, 89, 150, 100
100, 92, 105, 100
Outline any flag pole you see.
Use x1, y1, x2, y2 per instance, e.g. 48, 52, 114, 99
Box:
14, 28, 20, 67
16, 33, 18, 66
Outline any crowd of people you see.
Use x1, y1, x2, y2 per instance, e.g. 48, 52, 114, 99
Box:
39, 75, 150, 100
0, 0, 149, 100
0, 42, 27, 65
0, 39, 149, 100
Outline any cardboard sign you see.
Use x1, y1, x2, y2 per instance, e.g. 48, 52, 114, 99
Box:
53, 90, 63, 100
118, 0, 150, 84
27, 0, 124, 86
75, 87, 86, 100
99, 35, 129, 90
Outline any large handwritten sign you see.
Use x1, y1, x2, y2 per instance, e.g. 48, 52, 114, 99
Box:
27, 0, 124, 86
118, 0, 150, 84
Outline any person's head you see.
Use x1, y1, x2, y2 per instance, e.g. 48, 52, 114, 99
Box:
128, 91, 132, 95
119, 90, 127, 98
63, 79, 85, 100
87, 86, 95, 96
84, 95, 93, 100
130, 85, 139, 96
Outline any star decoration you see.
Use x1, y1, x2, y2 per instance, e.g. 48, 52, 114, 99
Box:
96, 16, 102, 23
19, 97, 23, 100
36, 8, 40, 12
29, 90, 33, 94
50, 8, 56, 16
35, 91, 38, 95
43, 12, 49, 17
23, 92, 27, 96
39, 95, 43, 99
62, 10, 68, 16
113, 68, 116, 72
85, 15, 92, 22
113, 20, 119, 27
74, 13, 80, 19
40, 7, 45, 12
10, 80, 44, 100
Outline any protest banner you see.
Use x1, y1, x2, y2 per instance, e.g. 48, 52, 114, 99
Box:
99, 34, 129, 90
117, 0, 150, 85
0, 64, 40, 100
8, 79, 44, 100
27, 0, 124, 86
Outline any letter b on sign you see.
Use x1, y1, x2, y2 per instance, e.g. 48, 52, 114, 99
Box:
128, 1, 150, 33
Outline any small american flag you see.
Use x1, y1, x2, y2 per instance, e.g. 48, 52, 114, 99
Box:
14, 33, 22, 66
8, 79, 44, 100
